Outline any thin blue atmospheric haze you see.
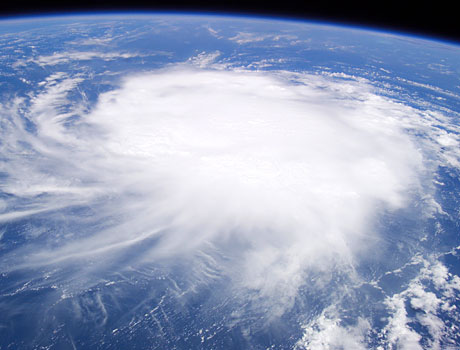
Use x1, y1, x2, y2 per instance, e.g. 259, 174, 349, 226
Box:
0, 13, 460, 350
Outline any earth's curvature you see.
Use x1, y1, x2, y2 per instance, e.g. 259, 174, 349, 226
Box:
0, 13, 460, 350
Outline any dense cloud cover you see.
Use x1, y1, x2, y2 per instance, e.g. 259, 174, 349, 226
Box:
1, 67, 458, 347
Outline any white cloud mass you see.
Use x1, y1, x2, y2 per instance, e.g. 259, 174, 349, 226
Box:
1, 67, 457, 339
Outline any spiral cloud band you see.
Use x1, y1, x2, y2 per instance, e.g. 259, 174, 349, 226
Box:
1, 67, 456, 345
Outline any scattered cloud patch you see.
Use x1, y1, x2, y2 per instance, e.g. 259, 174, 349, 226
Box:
296, 310, 371, 350
13, 51, 140, 67
229, 32, 298, 44
205, 26, 224, 39
70, 36, 115, 46
246, 58, 288, 69
396, 77, 460, 100
186, 51, 222, 68
381, 259, 460, 349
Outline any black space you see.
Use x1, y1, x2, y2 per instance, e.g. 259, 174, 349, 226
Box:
0, 0, 459, 45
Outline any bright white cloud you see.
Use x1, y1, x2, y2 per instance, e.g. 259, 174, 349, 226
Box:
384, 293, 424, 350
381, 258, 460, 349
296, 309, 370, 350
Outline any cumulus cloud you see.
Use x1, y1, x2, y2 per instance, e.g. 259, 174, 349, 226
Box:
381, 258, 460, 349
0, 67, 454, 318
295, 310, 371, 350
296, 256, 460, 349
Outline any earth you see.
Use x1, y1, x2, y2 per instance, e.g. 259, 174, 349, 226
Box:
0, 13, 460, 350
